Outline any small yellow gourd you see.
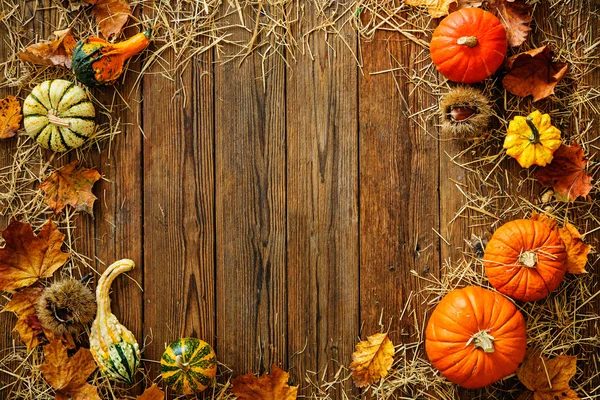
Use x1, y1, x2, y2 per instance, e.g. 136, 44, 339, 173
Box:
90, 259, 140, 385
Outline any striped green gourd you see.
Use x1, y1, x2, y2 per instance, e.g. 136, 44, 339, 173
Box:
22, 79, 95, 152
161, 338, 217, 394
90, 259, 140, 385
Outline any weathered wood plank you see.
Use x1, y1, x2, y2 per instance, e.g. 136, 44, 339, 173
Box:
214, 6, 287, 375
359, 31, 440, 338
286, 7, 360, 396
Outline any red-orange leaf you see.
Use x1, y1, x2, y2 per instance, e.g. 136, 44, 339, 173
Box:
535, 142, 593, 202
1, 287, 44, 350
0, 95, 22, 139
231, 365, 298, 400
40, 340, 100, 400
137, 384, 165, 400
487, 0, 532, 47
503, 46, 569, 102
84, 0, 132, 39
39, 162, 101, 215
18, 28, 76, 68
517, 348, 580, 400
0, 220, 70, 291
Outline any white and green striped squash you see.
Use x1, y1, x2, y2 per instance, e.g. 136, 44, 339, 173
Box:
90, 259, 140, 385
23, 79, 95, 152
161, 338, 217, 394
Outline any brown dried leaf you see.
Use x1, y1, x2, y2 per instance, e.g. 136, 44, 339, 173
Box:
516, 349, 580, 400
85, 0, 132, 39
502, 46, 569, 101
231, 365, 298, 400
350, 332, 395, 387
535, 142, 593, 202
39, 162, 102, 215
487, 0, 532, 47
558, 222, 590, 275
0, 220, 71, 291
18, 28, 76, 68
40, 340, 100, 400
2, 287, 44, 350
136, 384, 165, 400
0, 95, 22, 139
404, 0, 457, 18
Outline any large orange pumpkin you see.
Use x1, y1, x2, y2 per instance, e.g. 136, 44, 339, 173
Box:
484, 219, 567, 302
430, 8, 507, 83
426, 286, 527, 389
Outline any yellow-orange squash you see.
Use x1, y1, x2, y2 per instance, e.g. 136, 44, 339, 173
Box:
426, 286, 527, 388
484, 219, 567, 301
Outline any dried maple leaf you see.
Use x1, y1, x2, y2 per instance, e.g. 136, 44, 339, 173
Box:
535, 142, 593, 202
0, 95, 22, 139
487, 0, 532, 47
231, 365, 298, 400
0, 220, 70, 291
2, 287, 44, 350
18, 28, 77, 68
350, 332, 395, 387
39, 162, 102, 215
503, 46, 569, 102
516, 348, 580, 400
529, 213, 590, 274
136, 384, 165, 400
84, 0, 132, 39
40, 340, 100, 400
404, 0, 457, 18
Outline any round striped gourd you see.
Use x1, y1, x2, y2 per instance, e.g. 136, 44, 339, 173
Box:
161, 338, 217, 394
90, 259, 140, 385
23, 80, 95, 152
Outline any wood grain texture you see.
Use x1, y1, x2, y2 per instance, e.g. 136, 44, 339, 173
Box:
359, 31, 440, 339
286, 5, 359, 395
214, 5, 287, 374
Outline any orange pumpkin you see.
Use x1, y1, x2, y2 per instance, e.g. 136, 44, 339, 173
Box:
484, 219, 567, 302
430, 8, 507, 83
426, 286, 527, 389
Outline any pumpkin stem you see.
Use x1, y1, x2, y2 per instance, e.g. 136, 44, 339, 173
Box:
471, 330, 495, 353
526, 117, 541, 144
46, 110, 71, 128
176, 354, 191, 373
457, 36, 478, 48
518, 250, 538, 268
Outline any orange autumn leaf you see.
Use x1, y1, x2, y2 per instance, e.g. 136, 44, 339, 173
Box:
84, 0, 132, 39
529, 213, 589, 274
231, 365, 298, 400
2, 287, 44, 350
404, 0, 457, 17
487, 0, 532, 47
350, 332, 395, 387
137, 384, 165, 400
502, 46, 569, 102
40, 340, 100, 400
0, 95, 22, 139
39, 162, 102, 215
18, 28, 77, 68
535, 143, 593, 202
0, 220, 71, 291
516, 348, 580, 400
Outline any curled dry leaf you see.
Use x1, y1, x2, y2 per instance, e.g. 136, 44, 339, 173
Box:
529, 212, 590, 274
503, 46, 569, 102
136, 384, 165, 400
516, 348, 580, 400
535, 142, 593, 202
0, 95, 22, 139
39, 161, 102, 215
0, 220, 71, 291
40, 340, 100, 400
231, 365, 298, 400
18, 28, 76, 68
2, 287, 44, 350
404, 0, 457, 18
487, 0, 532, 47
84, 0, 132, 39
350, 332, 395, 387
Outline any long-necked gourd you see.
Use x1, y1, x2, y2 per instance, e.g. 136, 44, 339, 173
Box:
90, 259, 140, 385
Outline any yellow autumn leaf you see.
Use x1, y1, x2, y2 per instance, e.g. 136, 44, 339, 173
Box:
350, 332, 395, 387
404, 0, 457, 18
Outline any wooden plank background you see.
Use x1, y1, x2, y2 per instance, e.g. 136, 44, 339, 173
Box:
0, 1, 598, 399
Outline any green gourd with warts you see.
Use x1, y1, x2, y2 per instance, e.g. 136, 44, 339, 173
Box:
90, 259, 140, 385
